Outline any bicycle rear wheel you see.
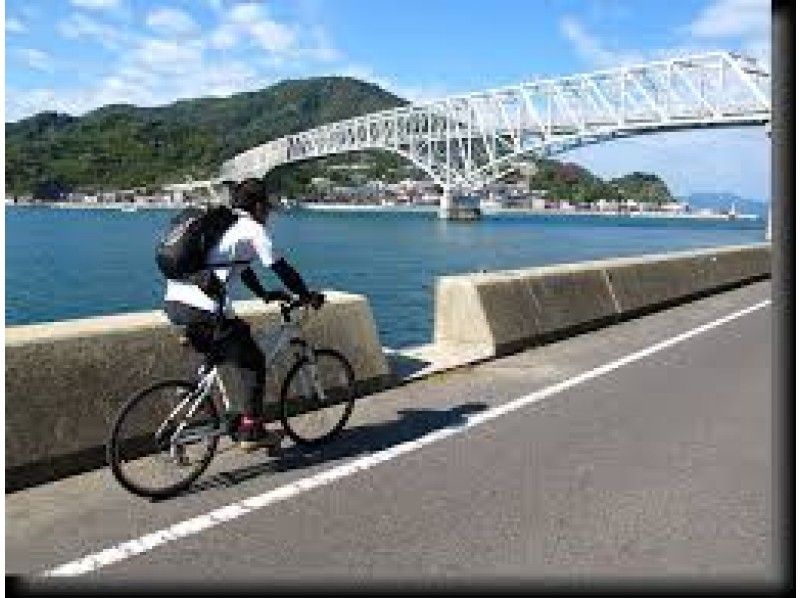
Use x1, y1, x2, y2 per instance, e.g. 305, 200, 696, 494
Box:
279, 349, 356, 446
106, 379, 220, 499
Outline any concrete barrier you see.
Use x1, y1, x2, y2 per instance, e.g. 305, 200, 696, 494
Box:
434, 243, 770, 356
5, 291, 390, 491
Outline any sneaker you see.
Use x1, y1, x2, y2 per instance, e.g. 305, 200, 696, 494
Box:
235, 415, 284, 454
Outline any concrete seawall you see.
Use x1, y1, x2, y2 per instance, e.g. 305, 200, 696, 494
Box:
433, 243, 771, 357
6, 244, 770, 492
5, 291, 390, 491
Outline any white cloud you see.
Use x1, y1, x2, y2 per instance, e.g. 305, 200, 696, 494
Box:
558, 15, 710, 70
131, 39, 204, 75
559, 16, 643, 68
58, 13, 128, 50
209, 27, 238, 50
209, 2, 297, 53
9, 1, 343, 121
207, 2, 340, 62
686, 0, 769, 66
146, 7, 198, 36
18, 48, 54, 73
229, 2, 263, 23
6, 54, 271, 122
6, 17, 27, 33
210, 3, 297, 53
70, 0, 121, 10
248, 20, 296, 53
688, 0, 769, 38
560, 1, 769, 70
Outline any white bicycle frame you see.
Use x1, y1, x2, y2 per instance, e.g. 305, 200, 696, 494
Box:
160, 306, 323, 450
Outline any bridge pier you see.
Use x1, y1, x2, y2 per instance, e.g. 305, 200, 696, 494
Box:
438, 189, 482, 221
437, 188, 452, 220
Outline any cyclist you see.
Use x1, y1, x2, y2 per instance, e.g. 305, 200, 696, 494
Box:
163, 178, 324, 452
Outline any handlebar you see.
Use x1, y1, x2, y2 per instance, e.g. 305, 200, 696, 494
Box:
278, 294, 323, 322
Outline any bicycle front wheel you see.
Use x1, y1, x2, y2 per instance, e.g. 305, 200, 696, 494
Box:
106, 379, 220, 499
280, 349, 356, 446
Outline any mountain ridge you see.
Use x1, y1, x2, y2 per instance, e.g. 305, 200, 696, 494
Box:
5, 76, 408, 195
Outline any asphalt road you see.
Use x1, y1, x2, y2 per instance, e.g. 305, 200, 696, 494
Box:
6, 280, 776, 586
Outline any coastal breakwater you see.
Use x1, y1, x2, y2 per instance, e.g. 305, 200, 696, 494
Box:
6, 292, 390, 491
5, 244, 770, 491
433, 243, 770, 357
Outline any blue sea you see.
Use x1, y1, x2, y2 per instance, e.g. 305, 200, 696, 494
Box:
4, 206, 766, 348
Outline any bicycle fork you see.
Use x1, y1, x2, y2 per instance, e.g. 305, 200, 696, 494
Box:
296, 346, 327, 406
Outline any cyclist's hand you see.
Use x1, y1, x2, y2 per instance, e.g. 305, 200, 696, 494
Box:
264, 290, 292, 303
304, 290, 325, 310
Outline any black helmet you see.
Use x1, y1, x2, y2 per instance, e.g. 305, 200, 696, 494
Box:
230, 178, 280, 213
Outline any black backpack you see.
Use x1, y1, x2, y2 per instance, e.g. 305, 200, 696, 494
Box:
155, 205, 239, 280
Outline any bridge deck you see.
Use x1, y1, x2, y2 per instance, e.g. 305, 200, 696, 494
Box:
8, 281, 775, 584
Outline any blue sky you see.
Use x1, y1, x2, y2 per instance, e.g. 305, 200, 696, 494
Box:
4, 0, 771, 199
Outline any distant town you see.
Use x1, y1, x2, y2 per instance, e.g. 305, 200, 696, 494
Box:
6, 175, 756, 220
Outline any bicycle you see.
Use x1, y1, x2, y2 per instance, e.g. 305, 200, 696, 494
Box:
106, 295, 356, 499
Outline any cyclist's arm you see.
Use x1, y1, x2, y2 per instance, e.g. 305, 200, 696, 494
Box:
249, 222, 313, 300
241, 266, 289, 302
270, 257, 311, 299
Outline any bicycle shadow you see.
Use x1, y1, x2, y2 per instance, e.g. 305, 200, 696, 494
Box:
179, 401, 488, 498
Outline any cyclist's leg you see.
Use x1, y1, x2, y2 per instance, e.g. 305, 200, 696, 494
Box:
218, 318, 266, 418
217, 318, 283, 451
163, 301, 221, 430
164, 301, 216, 353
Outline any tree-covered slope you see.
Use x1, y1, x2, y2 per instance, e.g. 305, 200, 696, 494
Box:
504, 160, 674, 204
5, 77, 407, 195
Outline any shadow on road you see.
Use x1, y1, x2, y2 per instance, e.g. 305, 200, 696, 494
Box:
177, 401, 488, 498
384, 351, 431, 379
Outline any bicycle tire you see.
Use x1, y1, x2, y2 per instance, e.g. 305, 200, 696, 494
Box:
279, 349, 356, 446
106, 379, 220, 499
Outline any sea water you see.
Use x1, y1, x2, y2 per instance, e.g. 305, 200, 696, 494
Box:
4, 206, 766, 348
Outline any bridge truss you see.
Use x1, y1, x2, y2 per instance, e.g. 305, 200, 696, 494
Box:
219, 51, 770, 217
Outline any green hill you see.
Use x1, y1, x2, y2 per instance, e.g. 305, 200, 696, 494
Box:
609, 172, 673, 204
503, 160, 674, 204
5, 77, 408, 196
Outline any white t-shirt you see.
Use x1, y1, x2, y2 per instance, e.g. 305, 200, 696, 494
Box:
164, 209, 279, 315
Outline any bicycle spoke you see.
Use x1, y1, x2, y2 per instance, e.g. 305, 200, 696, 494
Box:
280, 350, 355, 445
109, 380, 220, 498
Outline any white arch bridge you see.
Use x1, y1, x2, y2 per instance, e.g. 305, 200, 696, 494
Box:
219, 51, 770, 221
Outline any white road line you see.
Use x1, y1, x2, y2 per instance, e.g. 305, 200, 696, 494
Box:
44, 299, 771, 577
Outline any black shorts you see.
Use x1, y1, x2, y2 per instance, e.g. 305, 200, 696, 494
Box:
164, 301, 264, 375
